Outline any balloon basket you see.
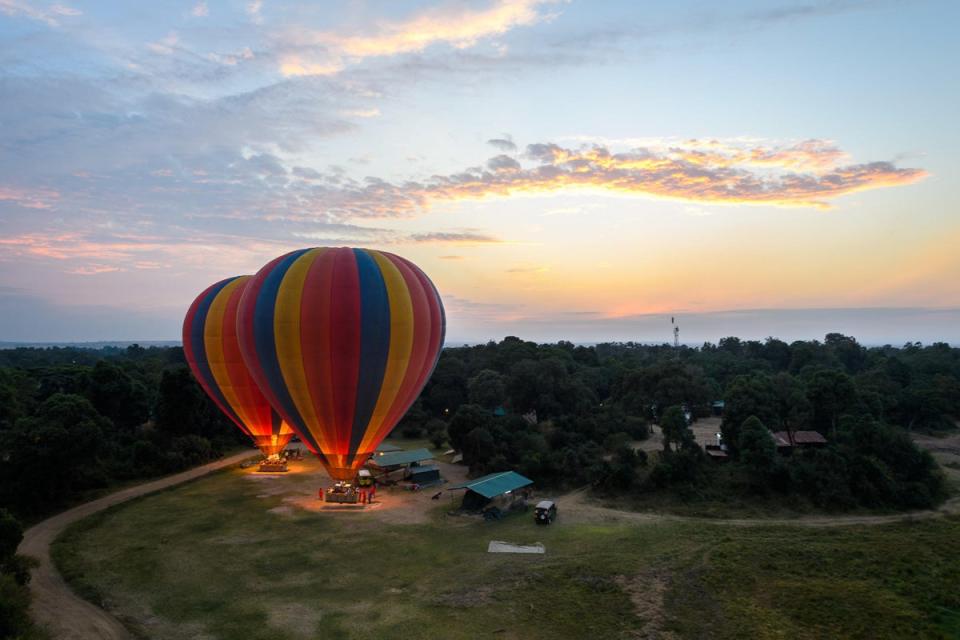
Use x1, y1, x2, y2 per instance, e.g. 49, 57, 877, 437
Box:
258, 460, 288, 473
322, 481, 376, 505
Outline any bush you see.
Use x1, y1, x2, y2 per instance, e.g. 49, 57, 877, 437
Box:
737, 416, 777, 488
401, 424, 424, 439
0, 574, 31, 639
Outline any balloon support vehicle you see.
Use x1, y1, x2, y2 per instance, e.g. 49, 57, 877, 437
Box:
535, 500, 557, 524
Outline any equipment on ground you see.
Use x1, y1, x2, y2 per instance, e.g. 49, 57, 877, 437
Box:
324, 482, 360, 504
258, 459, 288, 472
535, 500, 557, 524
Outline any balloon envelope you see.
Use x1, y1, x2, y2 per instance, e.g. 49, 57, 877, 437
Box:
237, 248, 445, 481
183, 276, 295, 457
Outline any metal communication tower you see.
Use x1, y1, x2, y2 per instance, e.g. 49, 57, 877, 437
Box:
672, 316, 680, 356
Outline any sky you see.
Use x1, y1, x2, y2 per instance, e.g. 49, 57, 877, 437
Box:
1, 0, 958, 344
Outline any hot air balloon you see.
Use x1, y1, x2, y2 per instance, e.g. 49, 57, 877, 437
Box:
183, 276, 296, 461
237, 247, 445, 482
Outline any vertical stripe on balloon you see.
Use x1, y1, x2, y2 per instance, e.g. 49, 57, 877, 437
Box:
301, 249, 337, 453
252, 249, 318, 448
357, 250, 415, 454
273, 248, 328, 454
328, 248, 362, 470
348, 249, 391, 464
204, 278, 256, 430
186, 279, 245, 431
365, 252, 432, 449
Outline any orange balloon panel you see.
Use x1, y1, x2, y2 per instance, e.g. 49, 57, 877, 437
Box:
183, 276, 295, 457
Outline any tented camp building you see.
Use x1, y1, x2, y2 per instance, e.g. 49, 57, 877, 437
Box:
447, 471, 533, 511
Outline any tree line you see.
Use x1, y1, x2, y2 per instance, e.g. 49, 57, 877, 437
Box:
400, 334, 956, 510
0, 345, 245, 522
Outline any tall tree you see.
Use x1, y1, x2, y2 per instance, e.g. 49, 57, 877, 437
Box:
660, 405, 694, 453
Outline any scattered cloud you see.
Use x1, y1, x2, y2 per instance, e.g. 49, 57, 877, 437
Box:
276, 0, 559, 76
148, 31, 180, 56
68, 264, 123, 275
487, 154, 521, 171
408, 231, 503, 244
351, 138, 926, 211
207, 46, 255, 66
439, 255, 464, 260
246, 0, 263, 24
191, 2, 208, 17
339, 107, 381, 119
0, 186, 59, 209
0, 0, 80, 26
487, 136, 517, 152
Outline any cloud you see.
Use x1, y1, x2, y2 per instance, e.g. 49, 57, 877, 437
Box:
487, 154, 522, 172
49, 3, 79, 16
439, 255, 464, 260
246, 0, 263, 24
408, 231, 503, 244
339, 107, 381, 119
276, 0, 559, 76
0, 0, 80, 26
191, 2, 208, 17
148, 31, 180, 56
0, 186, 59, 209
352, 138, 926, 211
487, 136, 517, 152
67, 264, 123, 275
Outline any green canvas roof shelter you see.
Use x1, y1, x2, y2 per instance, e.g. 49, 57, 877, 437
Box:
447, 471, 533, 499
368, 448, 434, 468
408, 464, 441, 485
375, 442, 403, 454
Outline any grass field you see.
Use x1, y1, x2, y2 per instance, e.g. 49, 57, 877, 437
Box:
52, 461, 960, 640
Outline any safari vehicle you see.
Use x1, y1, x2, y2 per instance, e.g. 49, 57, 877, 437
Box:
534, 500, 557, 524
356, 468, 374, 487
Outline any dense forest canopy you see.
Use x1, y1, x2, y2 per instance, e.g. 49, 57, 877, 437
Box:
407, 334, 957, 510
0, 334, 956, 525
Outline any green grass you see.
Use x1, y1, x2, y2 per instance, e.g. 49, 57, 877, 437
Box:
53, 466, 960, 640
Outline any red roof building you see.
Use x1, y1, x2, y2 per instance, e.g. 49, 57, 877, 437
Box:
771, 430, 828, 450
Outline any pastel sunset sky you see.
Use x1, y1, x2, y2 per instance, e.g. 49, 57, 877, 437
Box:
1, 0, 957, 344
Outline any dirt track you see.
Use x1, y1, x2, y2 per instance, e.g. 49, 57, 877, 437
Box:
17, 451, 256, 640
560, 489, 960, 528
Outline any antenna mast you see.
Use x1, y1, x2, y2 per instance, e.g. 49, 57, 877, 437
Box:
672, 316, 680, 356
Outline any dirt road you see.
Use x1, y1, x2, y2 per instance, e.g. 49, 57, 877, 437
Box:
17, 451, 256, 640
560, 488, 960, 528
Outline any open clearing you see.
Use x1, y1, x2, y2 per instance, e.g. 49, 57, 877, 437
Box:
50, 449, 960, 639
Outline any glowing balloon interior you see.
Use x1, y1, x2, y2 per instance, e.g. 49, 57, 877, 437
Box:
183, 276, 295, 458
237, 248, 445, 481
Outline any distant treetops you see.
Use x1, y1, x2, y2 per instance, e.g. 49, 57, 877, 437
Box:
183, 247, 445, 481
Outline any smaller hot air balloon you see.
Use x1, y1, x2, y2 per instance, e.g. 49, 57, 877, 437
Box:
183, 276, 295, 464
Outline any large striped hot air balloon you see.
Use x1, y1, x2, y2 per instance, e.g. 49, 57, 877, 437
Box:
237, 248, 445, 481
183, 276, 295, 458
